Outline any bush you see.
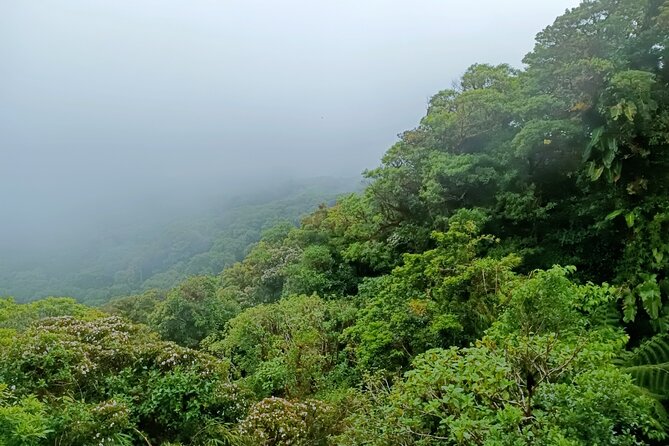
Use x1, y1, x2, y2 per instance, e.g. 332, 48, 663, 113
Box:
239, 397, 335, 446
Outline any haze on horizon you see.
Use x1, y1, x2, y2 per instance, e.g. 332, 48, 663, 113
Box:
1, 0, 580, 252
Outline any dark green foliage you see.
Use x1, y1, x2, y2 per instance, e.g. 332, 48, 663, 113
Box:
0, 297, 102, 331
103, 289, 166, 325
150, 276, 240, 348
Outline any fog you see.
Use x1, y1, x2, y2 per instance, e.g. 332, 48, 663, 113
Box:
1, 0, 579, 256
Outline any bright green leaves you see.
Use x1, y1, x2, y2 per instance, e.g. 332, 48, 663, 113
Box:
637, 274, 662, 320
346, 328, 663, 445
653, 248, 665, 264
497, 266, 583, 336
0, 384, 51, 446
610, 99, 638, 122
602, 137, 618, 169
604, 208, 625, 221
623, 289, 638, 323
587, 162, 606, 181
393, 346, 515, 444
46, 398, 134, 446
0, 297, 102, 331
625, 211, 636, 228
537, 367, 667, 445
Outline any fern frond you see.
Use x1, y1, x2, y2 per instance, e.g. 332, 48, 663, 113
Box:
589, 301, 621, 328
621, 334, 669, 400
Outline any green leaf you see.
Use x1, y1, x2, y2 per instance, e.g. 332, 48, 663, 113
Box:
590, 164, 605, 181
637, 277, 661, 320
623, 290, 637, 323
652, 248, 664, 264
625, 212, 635, 228
605, 209, 624, 221
621, 333, 669, 400
624, 102, 638, 122
610, 103, 624, 120
583, 127, 603, 161
602, 138, 618, 168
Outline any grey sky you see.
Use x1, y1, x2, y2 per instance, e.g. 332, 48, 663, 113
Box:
0, 0, 580, 247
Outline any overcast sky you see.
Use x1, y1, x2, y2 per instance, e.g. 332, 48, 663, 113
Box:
0, 0, 580, 247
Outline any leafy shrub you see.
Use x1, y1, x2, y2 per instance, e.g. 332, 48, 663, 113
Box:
0, 384, 50, 446
207, 295, 355, 398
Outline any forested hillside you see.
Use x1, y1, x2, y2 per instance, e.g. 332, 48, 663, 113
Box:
2, 0, 669, 444
0, 177, 357, 304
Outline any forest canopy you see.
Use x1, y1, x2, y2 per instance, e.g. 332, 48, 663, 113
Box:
2, 0, 669, 445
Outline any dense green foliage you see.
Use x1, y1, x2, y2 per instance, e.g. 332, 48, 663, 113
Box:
3, 1, 669, 444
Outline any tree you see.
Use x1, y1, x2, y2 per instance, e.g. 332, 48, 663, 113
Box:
345, 210, 519, 372
150, 275, 239, 348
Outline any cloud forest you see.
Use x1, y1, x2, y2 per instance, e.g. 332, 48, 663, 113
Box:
2, 0, 669, 445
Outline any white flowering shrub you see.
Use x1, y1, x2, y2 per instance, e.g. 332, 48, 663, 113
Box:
239, 397, 336, 446
49, 398, 133, 446
0, 316, 250, 445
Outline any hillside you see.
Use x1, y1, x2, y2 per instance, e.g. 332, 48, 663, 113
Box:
0, 177, 359, 304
